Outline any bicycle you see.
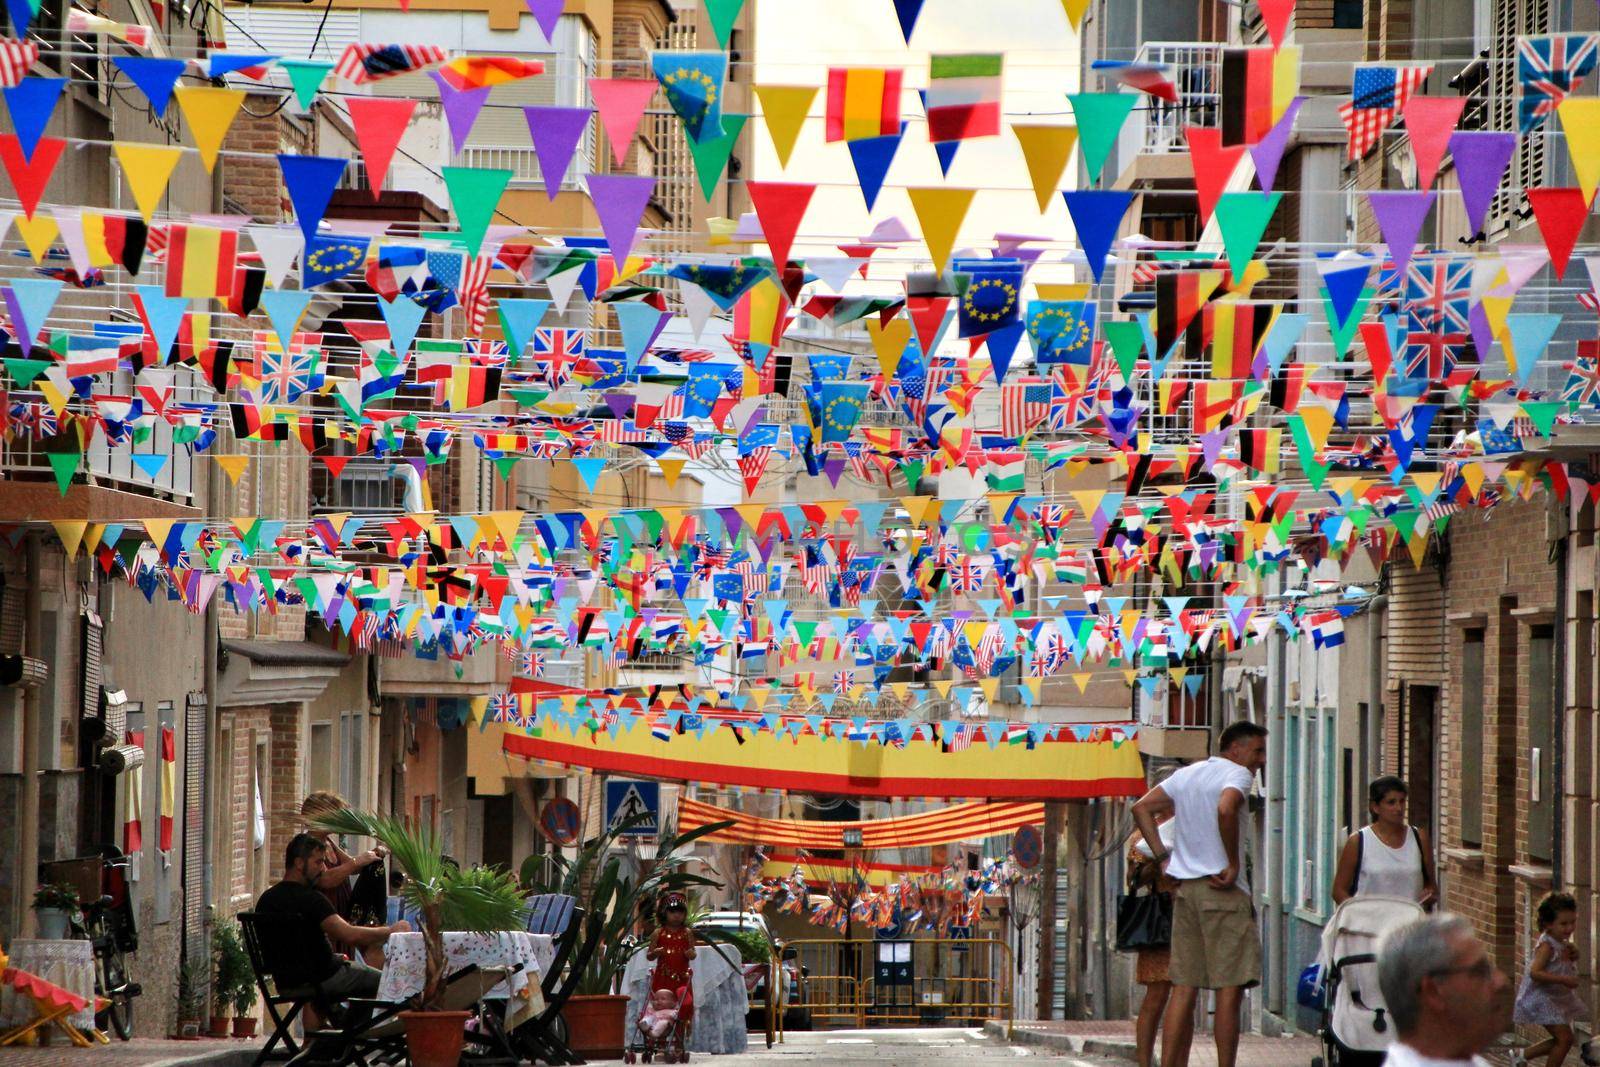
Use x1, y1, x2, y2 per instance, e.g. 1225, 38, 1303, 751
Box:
42, 847, 142, 1040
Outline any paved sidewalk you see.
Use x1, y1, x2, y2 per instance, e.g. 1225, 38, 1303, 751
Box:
0, 1037, 260, 1067
988, 1019, 1323, 1066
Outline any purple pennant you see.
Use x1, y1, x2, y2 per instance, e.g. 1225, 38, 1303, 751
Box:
524, 106, 593, 200
1468, 302, 1497, 363
1249, 96, 1303, 192
429, 73, 490, 155
1367, 190, 1435, 276
524, 0, 564, 42
1448, 130, 1517, 238
603, 392, 633, 420
585, 173, 655, 269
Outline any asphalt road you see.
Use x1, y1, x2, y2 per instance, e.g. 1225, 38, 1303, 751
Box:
707, 1027, 1123, 1066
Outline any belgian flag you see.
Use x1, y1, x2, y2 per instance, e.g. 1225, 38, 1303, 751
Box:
83, 211, 148, 276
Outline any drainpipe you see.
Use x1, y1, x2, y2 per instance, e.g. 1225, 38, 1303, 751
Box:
1553, 532, 1567, 888
18, 531, 42, 937
1262, 572, 1286, 1022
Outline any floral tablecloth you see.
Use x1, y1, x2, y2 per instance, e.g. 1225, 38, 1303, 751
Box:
623, 940, 748, 1055
378, 932, 554, 1028
0, 939, 96, 1030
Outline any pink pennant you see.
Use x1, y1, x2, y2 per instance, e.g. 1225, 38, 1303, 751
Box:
1402, 95, 1466, 190
347, 97, 416, 199
586, 173, 655, 269
589, 77, 657, 166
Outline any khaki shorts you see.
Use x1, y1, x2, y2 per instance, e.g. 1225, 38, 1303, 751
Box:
1169, 879, 1261, 990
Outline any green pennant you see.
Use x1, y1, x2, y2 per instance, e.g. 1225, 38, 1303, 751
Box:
1320, 289, 1372, 361
5, 358, 50, 386
280, 59, 333, 111
704, 0, 747, 49
441, 166, 514, 259
1102, 320, 1145, 380
1066, 93, 1138, 183
493, 456, 518, 480
1522, 400, 1563, 437
46, 450, 78, 496
688, 113, 748, 202
1213, 191, 1281, 284
1389, 509, 1421, 543
899, 459, 925, 491
508, 388, 550, 407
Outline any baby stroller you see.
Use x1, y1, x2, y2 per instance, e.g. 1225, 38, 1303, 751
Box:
625, 976, 694, 1064
1313, 895, 1428, 1067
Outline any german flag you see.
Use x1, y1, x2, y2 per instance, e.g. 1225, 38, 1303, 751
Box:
1208, 296, 1279, 379
1237, 427, 1281, 474
197, 341, 234, 394
228, 266, 265, 319
164, 223, 238, 300
1220, 46, 1301, 146
1155, 268, 1226, 358
1270, 361, 1310, 411
83, 211, 148, 276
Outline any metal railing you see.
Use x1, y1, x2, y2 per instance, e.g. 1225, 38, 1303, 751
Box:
1133, 43, 1223, 155
786, 936, 1013, 1036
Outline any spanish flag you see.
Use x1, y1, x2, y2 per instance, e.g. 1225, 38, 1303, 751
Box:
825, 67, 903, 142
164, 223, 238, 300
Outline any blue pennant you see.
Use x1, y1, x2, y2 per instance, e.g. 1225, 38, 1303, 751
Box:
277, 155, 348, 242
847, 125, 905, 212
1062, 189, 1135, 284
112, 57, 186, 114
3, 77, 65, 161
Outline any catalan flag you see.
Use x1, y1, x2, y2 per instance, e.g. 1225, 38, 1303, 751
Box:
1219, 45, 1301, 146
825, 67, 903, 142
164, 223, 238, 300
925, 53, 1003, 142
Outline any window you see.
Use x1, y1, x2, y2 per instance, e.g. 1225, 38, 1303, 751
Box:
1333, 0, 1362, 28
310, 722, 334, 795
1528, 625, 1555, 862
340, 712, 365, 810
1460, 631, 1486, 846
1486, 0, 1550, 236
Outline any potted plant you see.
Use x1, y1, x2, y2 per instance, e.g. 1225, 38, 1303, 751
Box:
222, 920, 260, 1038
172, 956, 206, 1039
521, 813, 730, 1059
313, 808, 526, 1067
31, 883, 79, 939
210, 922, 244, 1037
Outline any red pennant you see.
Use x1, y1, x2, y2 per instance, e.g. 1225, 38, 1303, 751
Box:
322, 455, 351, 478
1257, 0, 1295, 48
907, 295, 949, 357
1527, 187, 1592, 280
346, 97, 417, 199
1402, 95, 1466, 190
1184, 127, 1246, 225
0, 134, 65, 218
747, 180, 816, 271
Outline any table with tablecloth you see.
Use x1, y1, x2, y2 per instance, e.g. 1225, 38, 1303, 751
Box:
623, 940, 748, 1055
378, 931, 554, 1028
0, 940, 96, 1031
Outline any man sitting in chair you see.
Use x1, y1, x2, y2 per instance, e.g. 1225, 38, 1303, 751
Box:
257, 833, 410, 1005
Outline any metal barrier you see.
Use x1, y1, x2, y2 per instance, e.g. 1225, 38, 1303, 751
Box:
785, 937, 1013, 1038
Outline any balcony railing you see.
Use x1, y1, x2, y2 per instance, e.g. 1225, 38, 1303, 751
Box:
1132, 43, 1223, 155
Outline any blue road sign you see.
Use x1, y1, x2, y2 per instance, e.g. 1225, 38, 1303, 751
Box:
604, 778, 660, 836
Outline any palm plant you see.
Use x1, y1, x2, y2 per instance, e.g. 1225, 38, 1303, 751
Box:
520, 813, 733, 995
313, 808, 526, 1010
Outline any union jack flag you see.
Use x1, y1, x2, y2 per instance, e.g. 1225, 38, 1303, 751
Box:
533, 328, 586, 386
253, 331, 323, 404
833, 671, 853, 694
1338, 65, 1431, 160
1562, 345, 1600, 408
1404, 255, 1472, 335
950, 555, 991, 594
1000, 379, 1053, 439
487, 691, 519, 724
467, 339, 510, 368
1519, 33, 1600, 132
1402, 323, 1465, 381
1033, 625, 1068, 676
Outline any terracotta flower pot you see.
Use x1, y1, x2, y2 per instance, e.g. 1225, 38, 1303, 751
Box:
208, 1015, 232, 1038
399, 1010, 471, 1067
562, 994, 630, 1060
232, 1016, 258, 1038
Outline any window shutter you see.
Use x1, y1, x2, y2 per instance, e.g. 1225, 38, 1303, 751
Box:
81, 603, 104, 723
182, 692, 209, 977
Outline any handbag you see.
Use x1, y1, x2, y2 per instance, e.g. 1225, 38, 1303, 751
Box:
1115, 885, 1173, 952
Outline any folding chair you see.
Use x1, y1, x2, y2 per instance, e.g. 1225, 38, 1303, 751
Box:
509, 905, 601, 1066
238, 910, 336, 1066
288, 965, 509, 1067
0, 956, 96, 1048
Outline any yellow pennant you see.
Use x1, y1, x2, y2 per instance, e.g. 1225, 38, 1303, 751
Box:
51, 520, 88, 560
907, 187, 976, 275
213, 454, 250, 484
1060, 0, 1090, 30
1073, 673, 1092, 694
175, 86, 245, 173
1559, 97, 1600, 206
113, 142, 183, 222
1010, 125, 1078, 212
14, 213, 58, 262
1299, 405, 1335, 453
754, 85, 817, 169
868, 314, 912, 378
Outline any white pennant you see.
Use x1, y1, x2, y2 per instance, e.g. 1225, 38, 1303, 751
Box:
805, 256, 865, 292
680, 282, 717, 340
52, 209, 92, 277
1583, 255, 1600, 308
545, 264, 585, 315
248, 225, 305, 288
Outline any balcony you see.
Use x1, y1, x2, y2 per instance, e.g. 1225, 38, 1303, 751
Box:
1127, 43, 1223, 157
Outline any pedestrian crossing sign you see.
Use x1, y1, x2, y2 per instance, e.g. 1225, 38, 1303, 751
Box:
604, 778, 660, 837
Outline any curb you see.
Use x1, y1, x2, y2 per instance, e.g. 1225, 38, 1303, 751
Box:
145, 1044, 263, 1067
983, 1020, 1138, 1062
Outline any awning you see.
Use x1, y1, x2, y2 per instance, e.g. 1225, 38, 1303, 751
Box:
678, 797, 1045, 849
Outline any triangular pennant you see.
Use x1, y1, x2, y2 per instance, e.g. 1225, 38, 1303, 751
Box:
846, 128, 903, 212
747, 180, 816, 269
589, 78, 659, 166
1449, 131, 1516, 237
524, 0, 564, 41
1011, 124, 1078, 212
14, 213, 55, 263
704, 0, 745, 49
113, 56, 186, 114
687, 113, 747, 203
585, 172, 655, 269
247, 225, 303, 288
1248, 96, 1303, 192
113, 142, 182, 222
1184, 126, 1245, 225
1558, 97, 1600, 206
1366, 190, 1434, 277
524, 105, 592, 200
498, 297, 549, 360
1062, 189, 1133, 284
1258, 0, 1295, 48
279, 59, 333, 112
907, 186, 975, 275
259, 288, 312, 356
0, 134, 62, 219
933, 139, 960, 176
278, 154, 348, 241
347, 96, 416, 197
1060, 0, 1089, 31
1213, 191, 1281, 283
131, 453, 168, 479
3, 77, 64, 161
134, 284, 187, 361
1504, 312, 1563, 390
46, 451, 77, 495
175, 86, 245, 173
441, 165, 513, 258
1527, 187, 1590, 280
1103, 319, 1144, 380
1066, 92, 1137, 183
3, 277, 62, 354
213, 454, 250, 484
379, 293, 428, 358
614, 301, 668, 372
1402, 95, 1465, 190
754, 85, 816, 170
572, 456, 606, 493
892, 0, 923, 41
432, 77, 490, 155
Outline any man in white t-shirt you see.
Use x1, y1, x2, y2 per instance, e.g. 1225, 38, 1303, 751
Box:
1376, 913, 1509, 1066
1131, 720, 1268, 1067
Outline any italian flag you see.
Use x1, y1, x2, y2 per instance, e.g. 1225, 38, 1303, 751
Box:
926, 53, 1003, 142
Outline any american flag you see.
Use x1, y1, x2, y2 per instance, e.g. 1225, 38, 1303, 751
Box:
1518, 33, 1600, 132
944, 723, 973, 752
1000, 379, 1053, 438
458, 254, 495, 337
333, 42, 449, 84
0, 38, 39, 87
1338, 65, 1431, 160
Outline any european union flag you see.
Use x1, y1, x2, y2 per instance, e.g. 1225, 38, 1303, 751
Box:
653, 51, 727, 143
1029, 299, 1096, 365
816, 381, 870, 446
955, 258, 1024, 339
682, 361, 737, 418
668, 258, 771, 309
303, 233, 370, 288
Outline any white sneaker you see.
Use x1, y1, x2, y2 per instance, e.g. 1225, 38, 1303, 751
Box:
1509, 1052, 1528, 1067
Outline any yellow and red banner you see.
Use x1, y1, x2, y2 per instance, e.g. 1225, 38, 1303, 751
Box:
679, 797, 1045, 848
502, 717, 1144, 800
760, 851, 942, 889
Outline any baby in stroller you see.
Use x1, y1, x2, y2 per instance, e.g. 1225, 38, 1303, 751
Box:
639, 987, 687, 1040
